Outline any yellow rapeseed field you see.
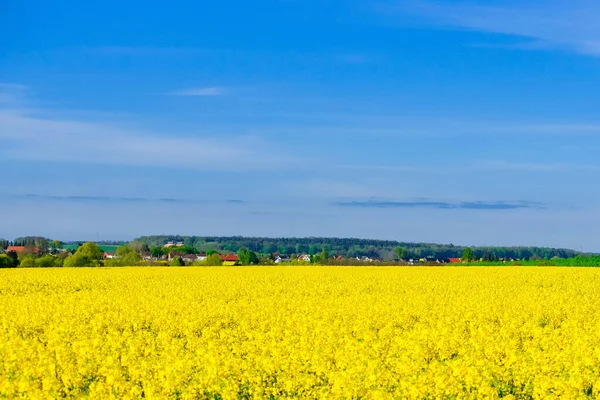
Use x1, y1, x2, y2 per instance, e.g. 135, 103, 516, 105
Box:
1, 266, 600, 399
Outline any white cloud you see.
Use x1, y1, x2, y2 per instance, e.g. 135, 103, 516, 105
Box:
390, 0, 600, 55
496, 124, 600, 134
88, 46, 204, 56
165, 87, 226, 96
0, 83, 29, 104
473, 160, 600, 172
0, 108, 283, 170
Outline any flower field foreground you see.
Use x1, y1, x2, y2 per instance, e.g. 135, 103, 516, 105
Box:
2, 267, 600, 399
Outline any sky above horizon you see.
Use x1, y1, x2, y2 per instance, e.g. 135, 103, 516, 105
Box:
2, 0, 600, 251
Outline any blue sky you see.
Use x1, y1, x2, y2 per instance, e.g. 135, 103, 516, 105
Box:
2, 0, 600, 250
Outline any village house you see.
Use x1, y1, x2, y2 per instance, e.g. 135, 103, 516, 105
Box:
163, 242, 184, 248
182, 254, 198, 264
167, 251, 184, 261
275, 255, 292, 263
7, 246, 39, 254
297, 254, 311, 262
220, 254, 239, 266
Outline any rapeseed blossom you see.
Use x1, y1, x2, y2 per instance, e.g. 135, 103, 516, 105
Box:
1, 266, 600, 398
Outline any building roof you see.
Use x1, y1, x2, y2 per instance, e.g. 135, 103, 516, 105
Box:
220, 254, 239, 262
7, 246, 25, 252
7, 246, 39, 253
448, 258, 461, 263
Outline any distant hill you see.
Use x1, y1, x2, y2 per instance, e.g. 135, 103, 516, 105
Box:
134, 235, 580, 261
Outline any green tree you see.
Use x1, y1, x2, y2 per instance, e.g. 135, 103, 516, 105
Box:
0, 239, 8, 250
5, 251, 19, 268
238, 248, 259, 265
37, 238, 49, 253
115, 245, 134, 257
64, 253, 90, 267
78, 242, 104, 260
19, 256, 37, 268
462, 248, 474, 262
0, 254, 16, 268
319, 247, 329, 263
150, 246, 164, 258
204, 253, 223, 266
394, 246, 405, 260
121, 252, 142, 266
129, 241, 150, 254
170, 256, 184, 266
36, 255, 57, 268
51, 240, 63, 250
64, 242, 103, 267
248, 251, 259, 265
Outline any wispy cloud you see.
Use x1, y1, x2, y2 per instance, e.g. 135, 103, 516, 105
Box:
11, 193, 245, 204
165, 87, 226, 96
496, 124, 600, 134
475, 160, 600, 172
0, 83, 29, 104
334, 199, 545, 210
87, 46, 205, 56
0, 108, 285, 170
389, 0, 600, 55
337, 164, 421, 172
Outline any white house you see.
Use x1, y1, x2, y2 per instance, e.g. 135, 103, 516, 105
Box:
275, 255, 292, 263
297, 254, 311, 262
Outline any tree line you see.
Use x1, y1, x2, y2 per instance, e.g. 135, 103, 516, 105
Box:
134, 235, 581, 261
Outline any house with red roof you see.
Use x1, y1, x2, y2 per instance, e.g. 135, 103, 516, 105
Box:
220, 254, 239, 265
7, 246, 39, 254
448, 258, 462, 263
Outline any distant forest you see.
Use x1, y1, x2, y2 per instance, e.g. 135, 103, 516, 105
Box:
134, 236, 581, 261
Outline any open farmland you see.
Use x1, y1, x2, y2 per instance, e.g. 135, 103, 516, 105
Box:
2, 267, 600, 398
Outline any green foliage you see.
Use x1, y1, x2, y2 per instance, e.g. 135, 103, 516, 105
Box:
150, 246, 163, 258
204, 253, 223, 266
320, 247, 329, 261
63, 242, 104, 267
128, 241, 150, 254
170, 257, 184, 266
462, 248, 474, 262
19, 256, 37, 268
77, 242, 104, 261
394, 246, 405, 260
106, 252, 142, 267
115, 245, 133, 257
237, 248, 259, 265
0, 239, 8, 250
64, 253, 98, 267
6, 251, 19, 267
13, 236, 48, 248
121, 252, 142, 266
134, 236, 581, 261
35, 255, 58, 268
463, 255, 600, 267
0, 254, 17, 268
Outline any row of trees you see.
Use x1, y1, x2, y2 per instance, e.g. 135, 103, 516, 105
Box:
0, 241, 264, 268
135, 236, 581, 261
1, 236, 585, 262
